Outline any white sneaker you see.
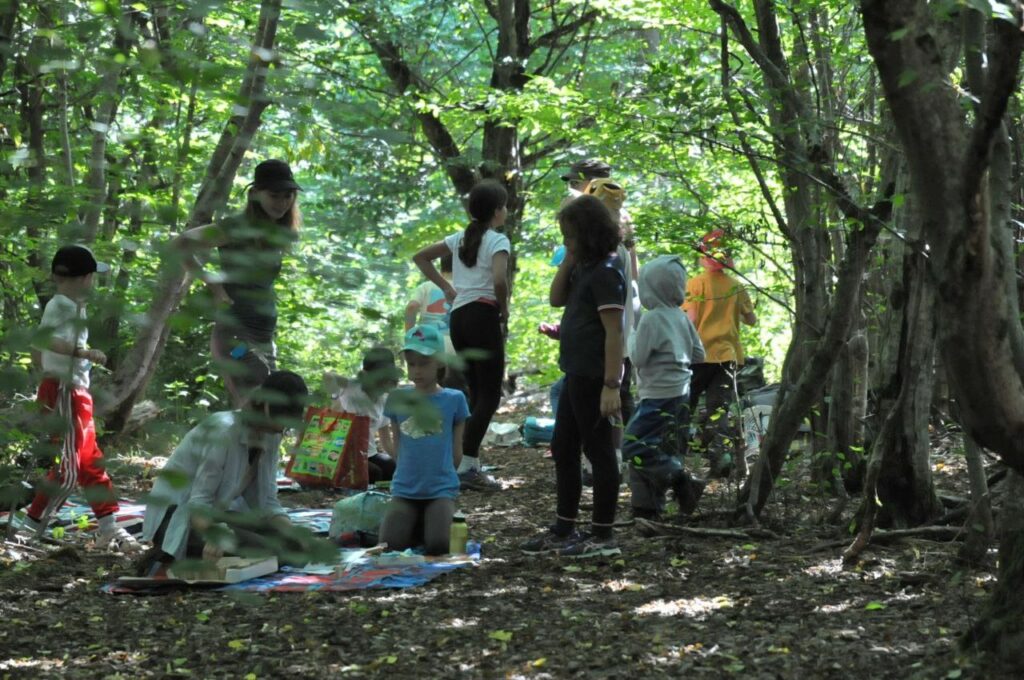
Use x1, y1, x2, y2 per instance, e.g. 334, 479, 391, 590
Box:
94, 525, 140, 553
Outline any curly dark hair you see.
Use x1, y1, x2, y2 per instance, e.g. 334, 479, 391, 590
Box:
558, 195, 622, 265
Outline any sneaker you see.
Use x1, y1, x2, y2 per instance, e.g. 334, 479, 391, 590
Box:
459, 468, 502, 491
6, 514, 44, 543
559, 533, 621, 559
520, 527, 579, 554
672, 474, 707, 516
95, 525, 141, 553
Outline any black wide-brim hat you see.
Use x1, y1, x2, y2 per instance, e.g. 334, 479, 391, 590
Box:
251, 159, 302, 192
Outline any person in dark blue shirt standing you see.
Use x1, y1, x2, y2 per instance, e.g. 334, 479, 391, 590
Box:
521, 195, 626, 559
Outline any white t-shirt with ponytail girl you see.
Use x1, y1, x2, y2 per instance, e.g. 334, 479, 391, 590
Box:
443, 230, 511, 312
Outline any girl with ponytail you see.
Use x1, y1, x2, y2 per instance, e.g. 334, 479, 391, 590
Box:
412, 180, 511, 491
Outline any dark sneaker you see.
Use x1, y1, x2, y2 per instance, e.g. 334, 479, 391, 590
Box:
520, 527, 579, 554
559, 533, 621, 559
459, 468, 502, 491
672, 474, 707, 516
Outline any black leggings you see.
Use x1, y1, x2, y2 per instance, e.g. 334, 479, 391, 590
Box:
552, 374, 619, 536
449, 301, 505, 459
689, 362, 737, 455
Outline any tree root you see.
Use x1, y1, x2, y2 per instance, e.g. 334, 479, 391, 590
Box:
815, 525, 965, 555
635, 517, 778, 540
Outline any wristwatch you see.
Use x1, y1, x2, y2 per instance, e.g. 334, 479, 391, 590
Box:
603, 378, 621, 389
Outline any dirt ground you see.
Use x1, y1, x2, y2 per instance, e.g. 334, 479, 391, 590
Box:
0, 401, 1013, 679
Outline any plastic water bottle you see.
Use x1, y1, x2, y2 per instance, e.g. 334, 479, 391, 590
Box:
449, 512, 468, 555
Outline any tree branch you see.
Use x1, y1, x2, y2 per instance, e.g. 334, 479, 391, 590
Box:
962, 12, 1024, 213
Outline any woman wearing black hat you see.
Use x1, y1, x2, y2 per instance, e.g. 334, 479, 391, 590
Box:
173, 159, 302, 406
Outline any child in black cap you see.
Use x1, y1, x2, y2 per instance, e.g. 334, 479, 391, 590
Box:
21, 245, 139, 551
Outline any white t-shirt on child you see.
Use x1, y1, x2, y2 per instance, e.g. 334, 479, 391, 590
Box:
333, 382, 386, 457
39, 294, 91, 388
444, 229, 510, 312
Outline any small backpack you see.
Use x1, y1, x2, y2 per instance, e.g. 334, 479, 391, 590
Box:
328, 490, 391, 540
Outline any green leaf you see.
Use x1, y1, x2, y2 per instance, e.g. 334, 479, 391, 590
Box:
864, 601, 887, 611
488, 630, 514, 642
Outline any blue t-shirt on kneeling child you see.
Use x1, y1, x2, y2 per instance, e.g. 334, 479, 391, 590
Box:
385, 387, 469, 500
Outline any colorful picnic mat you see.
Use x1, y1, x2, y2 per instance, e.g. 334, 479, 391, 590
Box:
0, 496, 334, 538
102, 544, 481, 595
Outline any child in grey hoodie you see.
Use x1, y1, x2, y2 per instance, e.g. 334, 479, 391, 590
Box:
625, 255, 706, 520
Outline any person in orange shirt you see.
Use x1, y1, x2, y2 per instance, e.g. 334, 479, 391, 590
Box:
683, 230, 757, 478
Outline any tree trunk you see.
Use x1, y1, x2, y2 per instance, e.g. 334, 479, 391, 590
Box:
861, 1, 1024, 472
80, 11, 138, 242
97, 146, 151, 371
16, 15, 49, 312
712, 0, 893, 519
742, 213, 884, 519
869, 245, 941, 526
820, 325, 868, 494
959, 434, 993, 565
0, 0, 18, 85
860, 2, 1024, 664
97, 0, 283, 430
964, 470, 1024, 668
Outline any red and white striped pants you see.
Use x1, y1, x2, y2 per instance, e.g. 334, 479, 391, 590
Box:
26, 378, 119, 524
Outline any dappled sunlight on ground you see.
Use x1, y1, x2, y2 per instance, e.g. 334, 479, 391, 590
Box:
0, 424, 998, 678
634, 594, 736, 619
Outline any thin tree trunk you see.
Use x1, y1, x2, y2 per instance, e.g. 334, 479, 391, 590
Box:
959, 434, 993, 565
81, 13, 137, 242
16, 16, 49, 312
57, 71, 74, 188
742, 208, 885, 520
98, 0, 283, 430
0, 0, 18, 85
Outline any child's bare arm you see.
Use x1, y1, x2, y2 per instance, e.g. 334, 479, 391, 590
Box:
452, 420, 465, 470
172, 224, 231, 304
322, 371, 350, 396
379, 421, 398, 457
42, 337, 106, 365
549, 251, 575, 308
413, 242, 455, 303
599, 309, 624, 417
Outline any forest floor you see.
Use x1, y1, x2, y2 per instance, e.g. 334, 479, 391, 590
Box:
0, 391, 1012, 679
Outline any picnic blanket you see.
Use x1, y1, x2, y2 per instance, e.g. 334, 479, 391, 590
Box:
0, 497, 335, 538
102, 544, 481, 595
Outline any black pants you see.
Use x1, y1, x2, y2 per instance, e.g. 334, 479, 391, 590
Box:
552, 374, 619, 535
689, 362, 737, 456
368, 453, 396, 483
449, 301, 505, 459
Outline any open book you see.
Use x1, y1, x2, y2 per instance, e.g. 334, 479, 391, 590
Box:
118, 556, 279, 587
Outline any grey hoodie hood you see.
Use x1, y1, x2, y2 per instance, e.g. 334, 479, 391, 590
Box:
629, 255, 704, 399
638, 255, 688, 310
